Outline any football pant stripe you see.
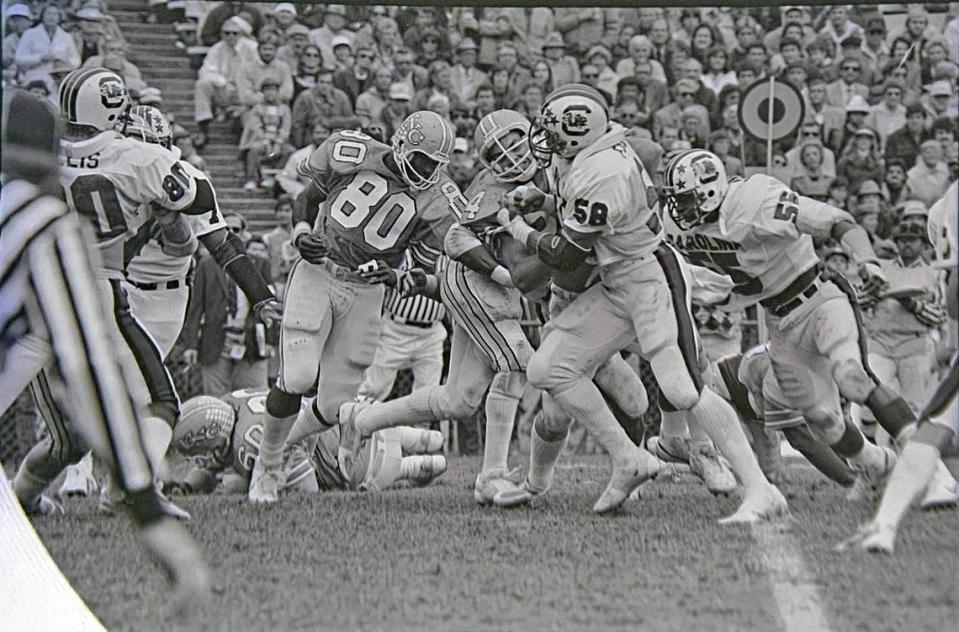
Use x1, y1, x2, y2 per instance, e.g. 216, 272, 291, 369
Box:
445, 261, 521, 372
825, 274, 879, 384
439, 262, 498, 365
654, 243, 704, 401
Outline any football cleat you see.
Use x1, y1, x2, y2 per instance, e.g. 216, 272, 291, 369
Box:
593, 447, 661, 514
689, 443, 737, 495
835, 520, 896, 555
920, 463, 959, 509
57, 458, 98, 499
248, 458, 283, 504
493, 479, 548, 508
473, 467, 524, 505
717, 484, 788, 525
647, 435, 690, 464
23, 495, 65, 517
845, 476, 871, 503
851, 445, 897, 486
337, 398, 374, 480
99, 484, 192, 521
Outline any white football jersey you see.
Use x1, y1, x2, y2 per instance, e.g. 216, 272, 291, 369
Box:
60, 131, 202, 279
928, 181, 958, 271
667, 174, 849, 311
554, 125, 663, 266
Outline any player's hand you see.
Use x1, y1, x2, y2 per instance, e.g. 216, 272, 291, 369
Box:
859, 262, 887, 297
293, 233, 328, 264
253, 298, 283, 325
397, 268, 428, 297
182, 348, 198, 364
357, 259, 399, 286
503, 185, 546, 214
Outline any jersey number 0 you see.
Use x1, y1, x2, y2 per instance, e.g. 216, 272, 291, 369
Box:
329, 170, 417, 251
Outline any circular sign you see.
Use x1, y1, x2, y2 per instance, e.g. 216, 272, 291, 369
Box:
738, 77, 806, 143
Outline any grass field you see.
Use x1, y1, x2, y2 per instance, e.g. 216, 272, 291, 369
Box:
31, 456, 959, 632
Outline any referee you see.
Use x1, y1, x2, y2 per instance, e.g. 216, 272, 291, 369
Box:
0, 90, 210, 613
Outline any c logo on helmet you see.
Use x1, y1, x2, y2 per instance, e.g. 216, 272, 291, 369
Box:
561, 104, 591, 137
402, 113, 426, 146
98, 76, 126, 109
690, 153, 719, 183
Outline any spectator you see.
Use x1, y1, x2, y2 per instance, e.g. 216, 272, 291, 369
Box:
414, 60, 460, 112
701, 46, 737, 97
931, 118, 958, 168
771, 37, 804, 76
585, 45, 618, 101
309, 4, 352, 67
235, 34, 293, 110
450, 38, 487, 104
861, 17, 890, 73
3, 4, 33, 83
819, 5, 863, 50
836, 95, 870, 154
925, 81, 956, 123
328, 35, 354, 74
672, 9, 702, 48
629, 63, 668, 124
838, 36, 879, 86
379, 82, 413, 138
615, 35, 666, 84
240, 76, 292, 191
514, 81, 544, 120
364, 17, 402, 71
15, 4, 79, 91
764, 6, 816, 53
355, 66, 393, 125
787, 123, 837, 177
473, 82, 497, 119
710, 129, 744, 178
804, 38, 836, 83
837, 127, 883, 192
198, 2, 264, 47
884, 102, 929, 169
70, 5, 110, 64
495, 43, 531, 97
290, 67, 357, 147
24, 78, 51, 103
905, 139, 950, 208
805, 77, 846, 151
690, 24, 723, 66
654, 78, 709, 140
334, 44, 374, 105
403, 7, 446, 55
554, 8, 605, 59
865, 81, 907, 148
882, 160, 910, 209
648, 18, 671, 66
270, 3, 299, 44
277, 23, 311, 71
612, 100, 649, 138
821, 242, 852, 277
854, 197, 882, 242
182, 228, 274, 397
451, 103, 477, 139
193, 16, 257, 148
541, 31, 579, 87
791, 143, 834, 201
276, 122, 329, 197
889, 6, 934, 65
392, 47, 428, 95
489, 65, 516, 108
261, 196, 298, 298
290, 45, 325, 105
826, 55, 869, 108
82, 38, 144, 92
413, 28, 447, 68
679, 58, 717, 113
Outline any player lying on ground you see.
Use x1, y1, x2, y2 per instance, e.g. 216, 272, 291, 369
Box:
496, 85, 784, 519
167, 390, 446, 496
840, 181, 959, 554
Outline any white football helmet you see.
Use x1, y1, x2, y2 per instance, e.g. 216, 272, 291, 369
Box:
661, 149, 729, 230
121, 105, 172, 148
927, 181, 958, 271
173, 396, 236, 467
392, 110, 454, 191
475, 109, 536, 184
530, 83, 609, 165
58, 67, 129, 131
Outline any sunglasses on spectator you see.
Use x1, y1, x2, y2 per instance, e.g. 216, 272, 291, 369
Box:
583, 73, 598, 79
303, 52, 320, 57
223, 30, 240, 36
357, 52, 373, 59
229, 226, 241, 233
678, 91, 696, 97
802, 131, 820, 137
869, 29, 885, 35
842, 65, 859, 71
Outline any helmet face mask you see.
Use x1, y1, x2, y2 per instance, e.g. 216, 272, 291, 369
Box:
476, 111, 536, 183
392, 111, 454, 191
121, 105, 172, 149
661, 149, 729, 231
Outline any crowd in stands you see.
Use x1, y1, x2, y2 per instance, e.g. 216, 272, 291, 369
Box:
2, 3, 957, 413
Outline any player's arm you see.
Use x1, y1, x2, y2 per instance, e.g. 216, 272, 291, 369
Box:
197, 228, 277, 309
444, 222, 512, 286
498, 211, 596, 272
153, 204, 198, 257
785, 192, 879, 266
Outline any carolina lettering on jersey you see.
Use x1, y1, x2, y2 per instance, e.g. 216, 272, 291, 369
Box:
298, 130, 453, 270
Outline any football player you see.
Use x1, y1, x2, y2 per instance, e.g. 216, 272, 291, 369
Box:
167, 390, 446, 495
658, 149, 939, 501
841, 181, 959, 553
497, 85, 784, 518
248, 112, 457, 504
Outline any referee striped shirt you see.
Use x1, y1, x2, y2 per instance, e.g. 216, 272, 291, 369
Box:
1, 179, 153, 491
383, 249, 445, 325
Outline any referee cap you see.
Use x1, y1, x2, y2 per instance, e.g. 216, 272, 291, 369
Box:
1, 89, 60, 185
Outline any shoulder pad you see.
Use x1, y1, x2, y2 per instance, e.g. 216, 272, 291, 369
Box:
306, 131, 396, 180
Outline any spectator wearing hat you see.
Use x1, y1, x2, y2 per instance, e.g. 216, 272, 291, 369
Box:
290, 44, 323, 104
837, 127, 883, 192
804, 77, 845, 152
309, 4, 352, 69
198, 3, 264, 47
3, 4, 33, 82
334, 44, 375, 104
15, 4, 79, 92
865, 80, 908, 148
836, 94, 870, 154
884, 102, 931, 169
277, 23, 311, 71
379, 82, 413, 139
925, 80, 956, 124
392, 47, 429, 95
821, 241, 852, 277
450, 38, 488, 104
905, 139, 950, 208
616, 35, 666, 85
235, 33, 293, 111
82, 38, 144, 92
328, 34, 354, 74
819, 5, 863, 50
889, 6, 935, 64
654, 78, 710, 141
270, 3, 299, 43
193, 16, 258, 147
541, 31, 580, 87
290, 66, 357, 148
826, 54, 869, 108
858, 218, 946, 428
276, 122, 330, 197
70, 5, 110, 64
554, 8, 605, 59
861, 17, 890, 72
355, 66, 393, 125
239, 75, 293, 191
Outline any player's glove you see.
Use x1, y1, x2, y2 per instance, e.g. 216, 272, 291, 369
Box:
293, 232, 328, 264
397, 268, 428, 297
859, 261, 888, 297
898, 297, 946, 327
252, 298, 283, 325
357, 259, 399, 286
503, 184, 546, 214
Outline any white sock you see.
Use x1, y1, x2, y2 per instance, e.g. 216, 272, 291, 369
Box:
356, 388, 435, 436
659, 409, 689, 441
552, 379, 634, 466
258, 413, 296, 468
140, 416, 172, 479
874, 441, 940, 528
482, 390, 519, 473
845, 438, 887, 472
527, 420, 566, 492
689, 389, 767, 497
287, 399, 334, 445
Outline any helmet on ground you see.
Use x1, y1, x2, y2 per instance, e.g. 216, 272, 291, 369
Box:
475, 109, 536, 183
392, 110, 455, 191
120, 105, 172, 148
660, 149, 729, 231
173, 396, 236, 467
529, 83, 609, 166
58, 67, 129, 131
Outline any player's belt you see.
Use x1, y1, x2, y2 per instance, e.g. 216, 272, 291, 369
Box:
387, 313, 435, 329
323, 258, 366, 283
761, 265, 824, 319
126, 278, 190, 291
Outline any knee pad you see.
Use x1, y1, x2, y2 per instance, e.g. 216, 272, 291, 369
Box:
266, 387, 302, 419
834, 357, 876, 403
526, 347, 578, 392
802, 405, 844, 440
489, 371, 526, 400
649, 349, 701, 411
